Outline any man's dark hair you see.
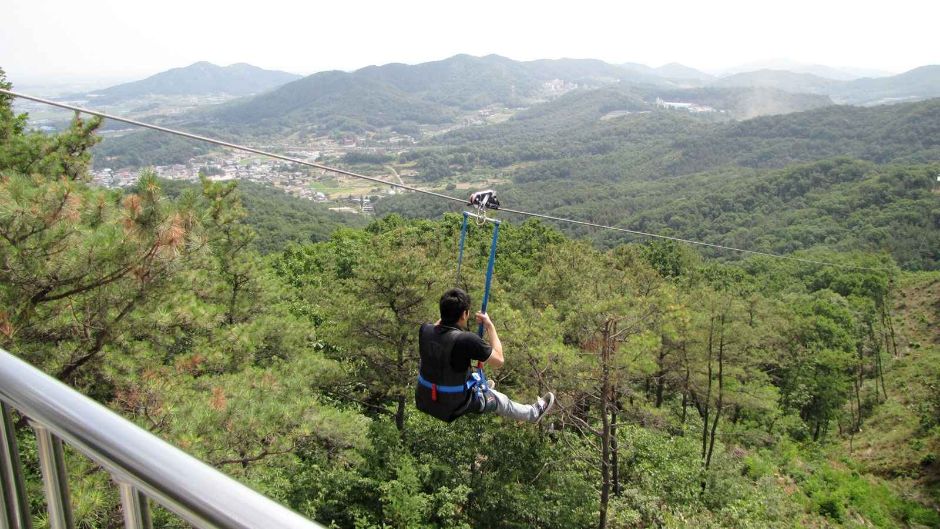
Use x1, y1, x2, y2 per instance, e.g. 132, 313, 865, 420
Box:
439, 288, 471, 324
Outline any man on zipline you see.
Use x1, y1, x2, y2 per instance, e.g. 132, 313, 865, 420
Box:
416, 288, 555, 423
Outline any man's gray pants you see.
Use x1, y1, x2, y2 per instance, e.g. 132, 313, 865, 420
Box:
470, 387, 540, 423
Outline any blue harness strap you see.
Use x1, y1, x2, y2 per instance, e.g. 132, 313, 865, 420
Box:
416, 373, 469, 393
417, 372, 487, 402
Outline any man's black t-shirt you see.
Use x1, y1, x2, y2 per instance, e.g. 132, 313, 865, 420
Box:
415, 323, 492, 422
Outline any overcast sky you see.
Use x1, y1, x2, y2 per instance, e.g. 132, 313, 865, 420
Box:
3, 0, 938, 84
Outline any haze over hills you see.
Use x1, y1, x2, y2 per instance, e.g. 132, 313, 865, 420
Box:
712, 70, 839, 95
81, 61, 302, 103
654, 62, 716, 82
619, 61, 713, 81
712, 65, 940, 105
719, 59, 894, 80
832, 65, 940, 104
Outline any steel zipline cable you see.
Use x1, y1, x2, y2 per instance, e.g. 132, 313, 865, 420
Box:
0, 88, 887, 272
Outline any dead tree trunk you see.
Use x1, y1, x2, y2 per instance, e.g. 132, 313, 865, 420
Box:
700, 316, 715, 465
854, 342, 864, 432
611, 402, 620, 497
395, 345, 406, 433
704, 314, 725, 472
655, 341, 667, 408
598, 319, 613, 529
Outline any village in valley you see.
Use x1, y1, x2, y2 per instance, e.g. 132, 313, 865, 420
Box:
89, 133, 419, 214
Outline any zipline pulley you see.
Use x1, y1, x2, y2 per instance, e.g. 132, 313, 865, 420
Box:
468, 189, 500, 225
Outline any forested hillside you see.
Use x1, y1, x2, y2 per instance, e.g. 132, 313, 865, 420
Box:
382, 98, 940, 270
418, 97, 939, 173
94, 128, 219, 168
210, 71, 459, 135
2, 71, 940, 529
150, 178, 368, 253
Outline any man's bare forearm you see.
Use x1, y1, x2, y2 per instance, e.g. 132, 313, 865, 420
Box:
484, 320, 505, 368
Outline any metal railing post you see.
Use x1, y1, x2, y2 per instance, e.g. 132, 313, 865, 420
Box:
0, 470, 7, 529
32, 425, 73, 529
117, 481, 152, 529
0, 403, 32, 529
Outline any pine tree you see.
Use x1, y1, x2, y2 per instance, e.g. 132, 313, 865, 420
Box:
0, 70, 195, 386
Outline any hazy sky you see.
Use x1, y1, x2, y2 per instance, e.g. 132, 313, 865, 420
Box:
3, 0, 938, 83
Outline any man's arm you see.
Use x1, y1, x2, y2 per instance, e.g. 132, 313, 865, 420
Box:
475, 312, 504, 368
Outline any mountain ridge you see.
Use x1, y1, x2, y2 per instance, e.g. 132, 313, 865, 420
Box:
208, 55, 940, 136
84, 61, 302, 102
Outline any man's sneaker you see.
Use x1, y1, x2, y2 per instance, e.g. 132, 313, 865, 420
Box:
534, 392, 555, 423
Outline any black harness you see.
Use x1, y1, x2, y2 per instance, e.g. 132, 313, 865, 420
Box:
415, 325, 484, 421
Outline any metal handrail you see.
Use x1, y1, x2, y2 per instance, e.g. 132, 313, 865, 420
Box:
0, 349, 325, 529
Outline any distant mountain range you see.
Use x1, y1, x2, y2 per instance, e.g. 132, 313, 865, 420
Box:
85, 54, 940, 153
202, 55, 842, 135
82, 62, 301, 103
83, 56, 940, 122
202, 54, 938, 135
